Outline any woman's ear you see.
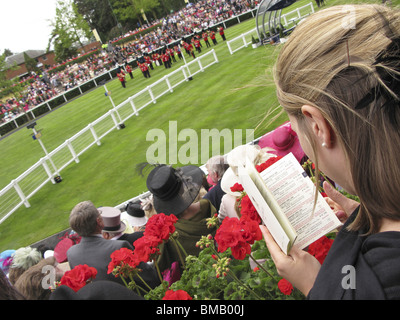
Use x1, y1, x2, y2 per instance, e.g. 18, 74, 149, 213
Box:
301, 105, 334, 148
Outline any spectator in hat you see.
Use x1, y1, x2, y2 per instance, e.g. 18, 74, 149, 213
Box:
67, 201, 159, 291
0, 249, 15, 276
101, 206, 144, 246
258, 122, 305, 163
219, 145, 277, 222
122, 201, 148, 232
140, 194, 157, 219
146, 164, 218, 272
8, 247, 42, 285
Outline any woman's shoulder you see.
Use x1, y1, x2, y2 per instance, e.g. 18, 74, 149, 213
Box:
361, 231, 400, 299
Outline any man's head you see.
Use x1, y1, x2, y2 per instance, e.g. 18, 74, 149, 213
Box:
69, 201, 103, 237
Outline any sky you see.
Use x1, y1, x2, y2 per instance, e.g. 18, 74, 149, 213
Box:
0, 0, 58, 55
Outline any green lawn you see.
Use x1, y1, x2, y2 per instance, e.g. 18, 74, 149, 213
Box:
0, 0, 397, 251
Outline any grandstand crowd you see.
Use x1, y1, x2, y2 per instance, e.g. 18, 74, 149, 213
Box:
0, 0, 256, 124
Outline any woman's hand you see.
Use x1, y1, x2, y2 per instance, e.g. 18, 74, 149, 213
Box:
323, 181, 359, 225
260, 225, 321, 296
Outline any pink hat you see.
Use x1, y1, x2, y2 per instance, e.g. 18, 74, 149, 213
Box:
258, 122, 305, 163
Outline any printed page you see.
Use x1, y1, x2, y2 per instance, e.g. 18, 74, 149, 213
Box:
259, 153, 342, 249
238, 163, 296, 254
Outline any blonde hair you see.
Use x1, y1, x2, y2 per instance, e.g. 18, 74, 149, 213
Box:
274, 4, 400, 234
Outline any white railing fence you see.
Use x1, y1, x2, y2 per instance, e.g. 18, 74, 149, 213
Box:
226, 2, 315, 55
0, 50, 219, 224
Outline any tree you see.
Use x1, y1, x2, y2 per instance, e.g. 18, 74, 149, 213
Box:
0, 54, 25, 104
23, 52, 41, 74
2, 49, 13, 58
48, 0, 94, 62
74, 0, 120, 43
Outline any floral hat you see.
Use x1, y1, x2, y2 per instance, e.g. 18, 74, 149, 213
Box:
146, 165, 204, 216
258, 122, 305, 163
220, 145, 276, 197
0, 250, 15, 274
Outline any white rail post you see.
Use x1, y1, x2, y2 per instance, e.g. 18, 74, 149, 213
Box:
12, 180, 30, 208
41, 158, 56, 184
66, 139, 80, 163
212, 49, 219, 63
148, 86, 156, 104
129, 99, 139, 116
89, 124, 101, 146
109, 111, 120, 130
198, 59, 204, 72
165, 76, 173, 93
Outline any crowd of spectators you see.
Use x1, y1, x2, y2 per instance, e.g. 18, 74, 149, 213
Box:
0, 123, 304, 300
0, 0, 256, 125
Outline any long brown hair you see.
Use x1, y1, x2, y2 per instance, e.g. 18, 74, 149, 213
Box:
274, 4, 400, 234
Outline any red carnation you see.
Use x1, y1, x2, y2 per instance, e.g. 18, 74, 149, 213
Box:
162, 289, 193, 300
278, 278, 293, 295
60, 264, 97, 292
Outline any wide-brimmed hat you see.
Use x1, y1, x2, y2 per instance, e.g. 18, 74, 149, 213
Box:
99, 207, 126, 233
258, 122, 305, 162
123, 202, 148, 227
220, 145, 276, 197
146, 165, 204, 216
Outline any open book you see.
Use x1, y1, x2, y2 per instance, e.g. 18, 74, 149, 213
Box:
237, 153, 342, 254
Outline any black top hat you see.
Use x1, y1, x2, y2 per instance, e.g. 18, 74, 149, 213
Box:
146, 165, 204, 216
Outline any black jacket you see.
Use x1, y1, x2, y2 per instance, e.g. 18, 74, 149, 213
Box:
308, 207, 400, 299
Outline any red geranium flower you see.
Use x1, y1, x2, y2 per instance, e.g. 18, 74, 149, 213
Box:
278, 278, 293, 295
255, 156, 282, 173
231, 241, 251, 260
162, 289, 193, 300
307, 236, 334, 265
107, 247, 136, 274
132, 235, 161, 264
215, 216, 262, 260
214, 217, 243, 253
240, 195, 261, 224
230, 183, 244, 193
60, 264, 97, 292
240, 216, 262, 244
144, 213, 178, 244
